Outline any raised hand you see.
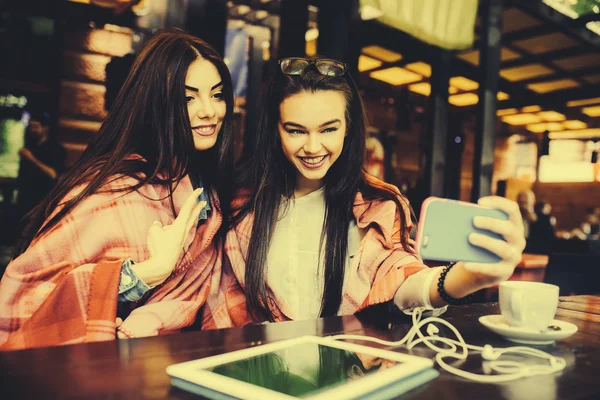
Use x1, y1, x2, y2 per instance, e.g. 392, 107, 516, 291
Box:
462, 196, 527, 285
131, 188, 206, 287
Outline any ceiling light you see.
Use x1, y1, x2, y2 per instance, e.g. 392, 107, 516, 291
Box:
527, 79, 580, 93
449, 93, 479, 106
405, 62, 431, 77
358, 55, 383, 72
497, 108, 518, 116
538, 111, 566, 122
450, 76, 479, 91
566, 97, 600, 107
582, 105, 600, 117
522, 105, 542, 113
500, 64, 554, 82
562, 120, 588, 130
362, 45, 402, 63
526, 122, 564, 133
502, 113, 543, 125
408, 82, 431, 96
370, 67, 422, 86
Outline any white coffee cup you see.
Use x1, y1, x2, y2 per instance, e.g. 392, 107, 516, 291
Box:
499, 281, 559, 331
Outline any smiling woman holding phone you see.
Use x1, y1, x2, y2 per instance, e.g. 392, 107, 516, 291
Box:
203, 57, 527, 328
0, 29, 234, 350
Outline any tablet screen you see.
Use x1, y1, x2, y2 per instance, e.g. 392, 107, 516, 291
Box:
205, 342, 402, 398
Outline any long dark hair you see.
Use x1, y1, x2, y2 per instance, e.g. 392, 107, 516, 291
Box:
233, 60, 413, 321
13, 29, 234, 257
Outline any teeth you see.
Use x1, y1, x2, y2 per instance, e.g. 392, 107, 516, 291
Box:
195, 126, 213, 132
300, 155, 326, 165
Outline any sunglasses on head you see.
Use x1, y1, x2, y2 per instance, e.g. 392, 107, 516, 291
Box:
278, 57, 348, 77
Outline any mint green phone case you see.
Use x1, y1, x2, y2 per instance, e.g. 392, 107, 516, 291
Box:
416, 197, 509, 264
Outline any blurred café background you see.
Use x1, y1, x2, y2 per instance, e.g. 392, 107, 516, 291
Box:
0, 0, 599, 298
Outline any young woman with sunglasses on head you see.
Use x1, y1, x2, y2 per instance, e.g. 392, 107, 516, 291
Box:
203, 57, 526, 327
0, 30, 234, 350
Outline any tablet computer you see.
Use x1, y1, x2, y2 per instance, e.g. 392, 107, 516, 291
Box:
167, 335, 438, 400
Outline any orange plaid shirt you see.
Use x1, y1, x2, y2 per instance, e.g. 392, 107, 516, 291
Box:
0, 175, 222, 350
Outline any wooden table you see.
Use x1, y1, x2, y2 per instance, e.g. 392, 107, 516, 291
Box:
1, 296, 600, 399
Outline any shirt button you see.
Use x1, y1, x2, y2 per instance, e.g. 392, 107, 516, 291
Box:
121, 273, 132, 286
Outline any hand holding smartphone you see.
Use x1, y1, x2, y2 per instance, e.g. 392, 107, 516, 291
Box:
415, 197, 509, 264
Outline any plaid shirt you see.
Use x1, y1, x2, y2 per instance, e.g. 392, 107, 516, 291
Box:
0, 175, 222, 350
202, 176, 428, 329
117, 176, 211, 303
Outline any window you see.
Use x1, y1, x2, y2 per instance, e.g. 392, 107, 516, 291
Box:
538, 139, 598, 183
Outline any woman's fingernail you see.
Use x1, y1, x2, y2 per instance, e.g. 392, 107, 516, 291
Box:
473, 216, 482, 226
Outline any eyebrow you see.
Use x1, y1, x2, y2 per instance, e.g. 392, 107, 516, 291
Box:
185, 81, 223, 92
282, 119, 341, 129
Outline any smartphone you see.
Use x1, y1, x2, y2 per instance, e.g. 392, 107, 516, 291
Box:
415, 197, 509, 264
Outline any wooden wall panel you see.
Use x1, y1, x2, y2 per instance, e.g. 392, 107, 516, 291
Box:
59, 81, 107, 122
63, 51, 111, 83
62, 142, 87, 169
63, 29, 132, 57
57, 119, 101, 144
58, 27, 132, 166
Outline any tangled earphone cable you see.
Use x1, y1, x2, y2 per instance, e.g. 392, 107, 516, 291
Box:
326, 308, 566, 383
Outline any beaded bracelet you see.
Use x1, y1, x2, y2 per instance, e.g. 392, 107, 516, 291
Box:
437, 262, 476, 305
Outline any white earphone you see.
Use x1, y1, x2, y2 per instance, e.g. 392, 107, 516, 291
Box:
326, 307, 566, 383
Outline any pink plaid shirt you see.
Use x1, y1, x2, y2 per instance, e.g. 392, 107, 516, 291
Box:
202, 176, 428, 328
0, 175, 222, 350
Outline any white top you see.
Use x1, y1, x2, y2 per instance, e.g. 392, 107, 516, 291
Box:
266, 187, 446, 320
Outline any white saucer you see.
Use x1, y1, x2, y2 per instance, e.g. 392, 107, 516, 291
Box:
479, 315, 578, 345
